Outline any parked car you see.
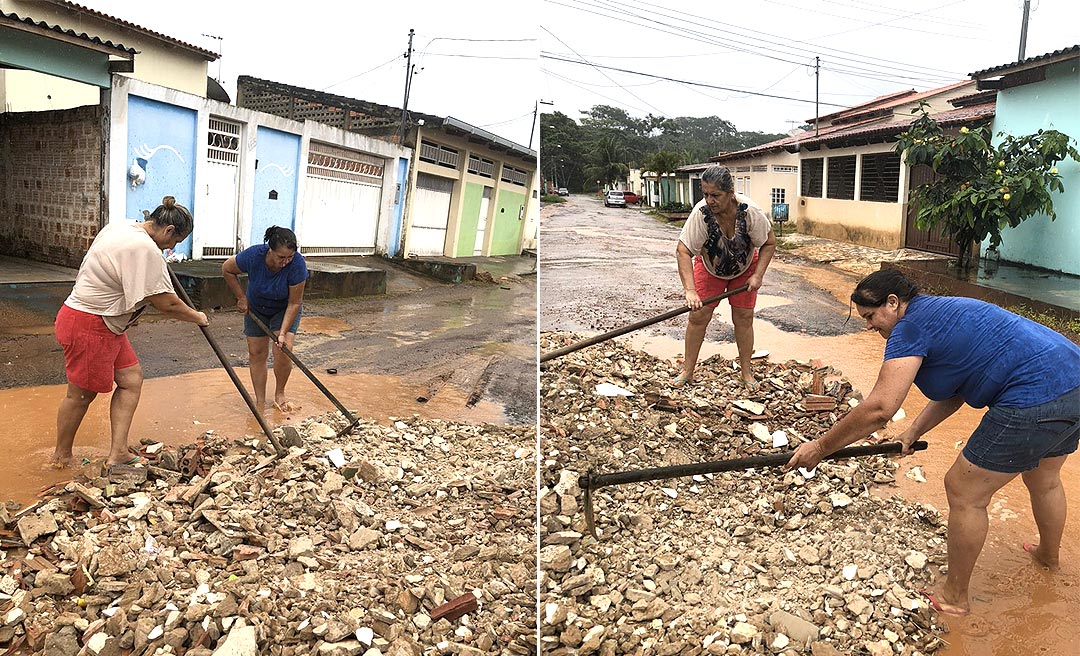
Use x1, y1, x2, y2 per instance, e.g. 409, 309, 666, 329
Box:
557, 187, 569, 196
604, 190, 627, 207
622, 191, 641, 205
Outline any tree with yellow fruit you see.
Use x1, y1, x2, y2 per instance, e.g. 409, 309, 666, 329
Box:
895, 103, 1079, 269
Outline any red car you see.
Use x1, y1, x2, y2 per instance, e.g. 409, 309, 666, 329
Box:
622, 191, 642, 205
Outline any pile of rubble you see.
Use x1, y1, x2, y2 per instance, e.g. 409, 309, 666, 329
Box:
539, 332, 948, 656
1, 414, 537, 655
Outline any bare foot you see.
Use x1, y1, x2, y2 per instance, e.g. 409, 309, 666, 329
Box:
919, 588, 970, 616
273, 400, 302, 413
48, 452, 73, 469
1024, 542, 1060, 570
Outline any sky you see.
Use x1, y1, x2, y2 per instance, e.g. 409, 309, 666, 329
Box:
539, 0, 1079, 135
74, 0, 539, 147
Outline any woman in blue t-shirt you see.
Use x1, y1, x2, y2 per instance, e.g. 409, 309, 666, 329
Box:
786, 269, 1080, 617
222, 226, 309, 414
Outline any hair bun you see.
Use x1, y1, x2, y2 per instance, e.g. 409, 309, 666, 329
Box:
161, 196, 176, 209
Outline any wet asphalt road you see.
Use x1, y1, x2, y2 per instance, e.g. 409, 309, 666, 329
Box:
0, 263, 537, 424
539, 194, 863, 342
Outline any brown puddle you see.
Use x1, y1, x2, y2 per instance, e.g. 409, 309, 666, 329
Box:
627, 316, 1080, 656
2, 368, 505, 508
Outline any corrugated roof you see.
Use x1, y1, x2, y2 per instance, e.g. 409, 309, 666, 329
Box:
237, 76, 534, 160
969, 45, 1079, 78
51, 1, 217, 60
700, 100, 994, 167
0, 10, 136, 55
811, 88, 916, 124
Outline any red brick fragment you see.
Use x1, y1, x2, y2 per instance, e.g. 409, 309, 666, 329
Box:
430, 592, 479, 622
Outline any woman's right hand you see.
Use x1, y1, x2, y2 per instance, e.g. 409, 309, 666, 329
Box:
195, 311, 209, 327
896, 426, 921, 455
236, 297, 249, 314
685, 290, 702, 310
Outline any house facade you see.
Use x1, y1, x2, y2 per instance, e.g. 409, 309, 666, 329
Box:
693, 81, 992, 254
236, 76, 538, 259
0, 3, 407, 268
971, 46, 1080, 275
0, 0, 216, 111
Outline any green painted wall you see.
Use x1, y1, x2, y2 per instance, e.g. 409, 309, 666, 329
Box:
490, 188, 526, 256
456, 182, 485, 257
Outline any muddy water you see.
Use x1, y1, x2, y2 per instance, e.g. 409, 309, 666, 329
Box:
1, 368, 505, 508
627, 314, 1080, 656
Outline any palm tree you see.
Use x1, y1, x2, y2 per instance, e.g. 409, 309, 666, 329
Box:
643, 150, 684, 206
583, 134, 630, 192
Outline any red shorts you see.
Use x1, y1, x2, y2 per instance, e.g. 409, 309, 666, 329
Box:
693, 255, 759, 309
54, 304, 139, 393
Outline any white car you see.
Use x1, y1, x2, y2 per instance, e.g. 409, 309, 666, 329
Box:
604, 190, 627, 208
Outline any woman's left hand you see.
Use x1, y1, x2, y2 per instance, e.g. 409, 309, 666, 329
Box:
785, 439, 826, 471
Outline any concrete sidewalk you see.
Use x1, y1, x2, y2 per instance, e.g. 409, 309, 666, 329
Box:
777, 231, 1079, 317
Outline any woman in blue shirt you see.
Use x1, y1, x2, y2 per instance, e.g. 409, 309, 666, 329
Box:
222, 226, 308, 414
787, 269, 1080, 616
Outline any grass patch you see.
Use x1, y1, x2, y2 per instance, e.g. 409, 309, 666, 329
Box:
541, 194, 565, 203
1007, 305, 1080, 338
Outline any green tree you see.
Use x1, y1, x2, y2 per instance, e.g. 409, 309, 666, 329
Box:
896, 105, 1079, 269
583, 134, 630, 190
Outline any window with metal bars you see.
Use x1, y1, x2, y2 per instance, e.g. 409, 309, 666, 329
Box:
771, 188, 786, 205
859, 152, 901, 203
752, 165, 768, 172
801, 158, 823, 197
826, 156, 856, 200
467, 155, 495, 178
501, 165, 527, 186
207, 117, 241, 165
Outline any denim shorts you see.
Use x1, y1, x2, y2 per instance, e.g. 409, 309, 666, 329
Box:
243, 306, 302, 338
963, 386, 1080, 473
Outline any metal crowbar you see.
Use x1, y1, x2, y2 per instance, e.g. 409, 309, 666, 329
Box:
245, 310, 361, 437
167, 267, 286, 456
540, 285, 750, 363
579, 440, 928, 537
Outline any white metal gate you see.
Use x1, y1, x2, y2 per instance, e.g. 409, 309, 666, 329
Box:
410, 172, 454, 257
473, 187, 492, 255
301, 142, 384, 255
200, 117, 241, 258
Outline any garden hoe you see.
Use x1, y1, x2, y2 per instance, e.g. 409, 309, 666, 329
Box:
245, 310, 361, 437
167, 267, 286, 456
579, 440, 928, 538
540, 285, 750, 363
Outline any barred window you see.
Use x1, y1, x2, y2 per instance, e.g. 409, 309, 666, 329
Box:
735, 165, 751, 173
801, 158, 823, 197
826, 155, 856, 200
860, 152, 901, 203
752, 164, 768, 172
771, 188, 786, 205
773, 165, 798, 174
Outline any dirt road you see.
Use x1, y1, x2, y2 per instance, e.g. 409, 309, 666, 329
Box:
539, 194, 1080, 656
0, 260, 536, 505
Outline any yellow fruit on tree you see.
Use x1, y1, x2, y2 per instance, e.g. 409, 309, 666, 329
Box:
1003, 193, 1011, 201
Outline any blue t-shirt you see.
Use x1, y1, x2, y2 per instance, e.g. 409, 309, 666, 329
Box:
884, 295, 1080, 408
235, 244, 308, 316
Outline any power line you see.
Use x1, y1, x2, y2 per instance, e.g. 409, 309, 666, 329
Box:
322, 55, 401, 91
541, 68, 660, 116
424, 53, 537, 60
555, 0, 966, 83
541, 27, 673, 118
541, 53, 851, 107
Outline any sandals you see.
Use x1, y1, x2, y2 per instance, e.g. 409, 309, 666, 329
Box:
671, 375, 693, 388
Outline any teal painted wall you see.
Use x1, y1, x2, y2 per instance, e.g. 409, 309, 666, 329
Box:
985, 59, 1080, 274
456, 182, 485, 258
0, 28, 111, 87
490, 188, 526, 256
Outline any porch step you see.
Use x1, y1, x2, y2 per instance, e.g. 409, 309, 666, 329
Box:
170, 260, 385, 310
395, 258, 476, 284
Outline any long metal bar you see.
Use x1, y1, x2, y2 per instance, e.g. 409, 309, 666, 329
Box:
167, 267, 285, 455
581, 440, 928, 537
540, 284, 750, 363
583, 440, 927, 490
245, 310, 360, 437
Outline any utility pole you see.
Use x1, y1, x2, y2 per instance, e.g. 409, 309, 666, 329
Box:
202, 33, 222, 83
400, 29, 415, 145
814, 56, 820, 137
531, 99, 554, 150
1018, 0, 1031, 61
